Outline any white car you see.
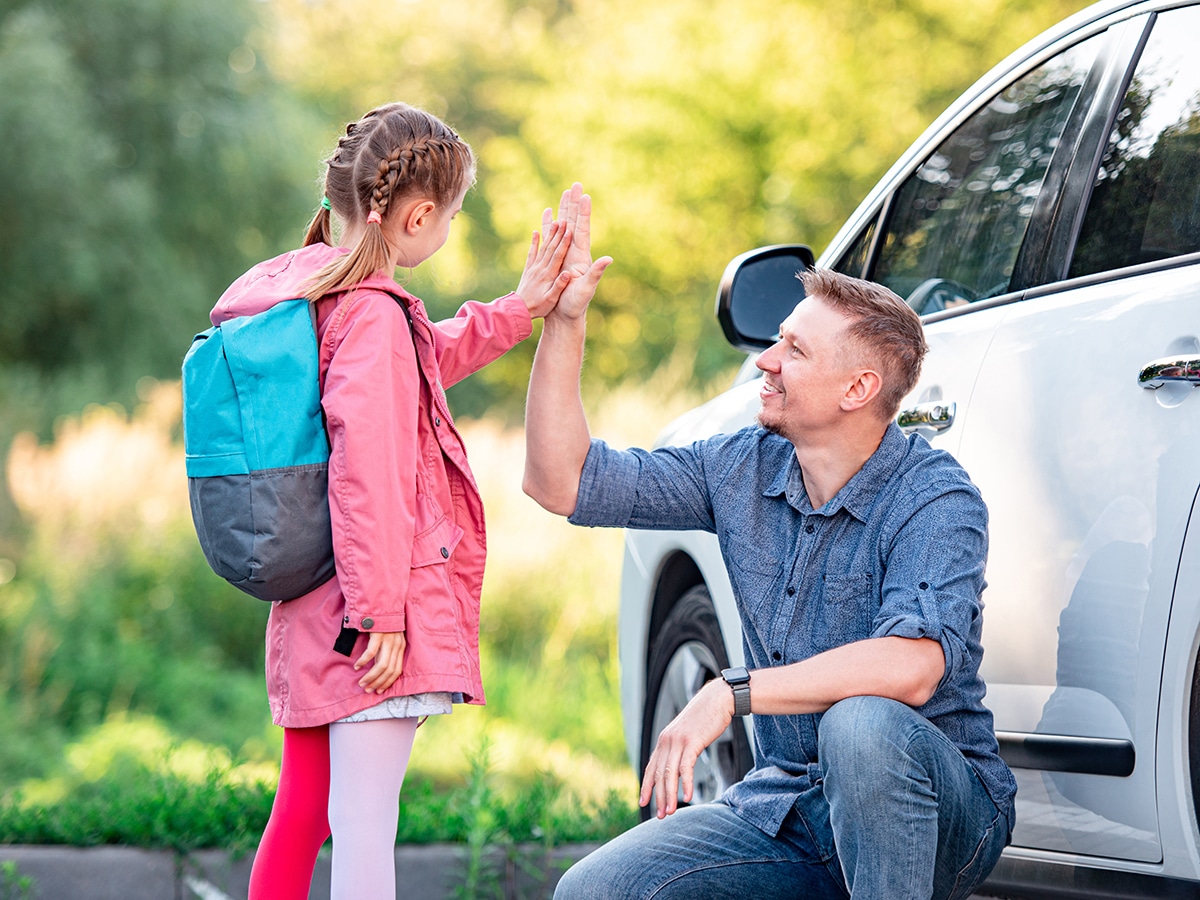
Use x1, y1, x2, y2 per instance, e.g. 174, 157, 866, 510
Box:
617, 0, 1200, 894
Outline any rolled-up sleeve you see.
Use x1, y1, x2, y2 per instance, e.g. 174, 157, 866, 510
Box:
568, 438, 719, 532
872, 478, 989, 689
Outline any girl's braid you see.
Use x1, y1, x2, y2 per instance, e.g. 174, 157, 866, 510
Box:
368, 133, 463, 216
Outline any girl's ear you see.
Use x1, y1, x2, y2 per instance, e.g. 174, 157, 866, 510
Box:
403, 199, 438, 236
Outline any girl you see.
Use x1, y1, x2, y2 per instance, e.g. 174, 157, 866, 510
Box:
212, 102, 574, 899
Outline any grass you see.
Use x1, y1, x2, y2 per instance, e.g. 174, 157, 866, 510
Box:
0, 729, 635, 853
0, 375, 705, 851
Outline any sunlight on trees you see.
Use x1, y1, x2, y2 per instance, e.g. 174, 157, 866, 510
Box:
263, 0, 1093, 408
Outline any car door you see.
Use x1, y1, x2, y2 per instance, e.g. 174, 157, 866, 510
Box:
956, 5, 1200, 862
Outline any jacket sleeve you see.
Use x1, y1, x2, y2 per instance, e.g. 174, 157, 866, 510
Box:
427, 292, 533, 388
321, 294, 418, 632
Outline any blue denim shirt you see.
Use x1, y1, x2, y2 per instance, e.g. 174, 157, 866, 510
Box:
570, 422, 1016, 838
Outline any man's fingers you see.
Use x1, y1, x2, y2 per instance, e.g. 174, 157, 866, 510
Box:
574, 193, 592, 248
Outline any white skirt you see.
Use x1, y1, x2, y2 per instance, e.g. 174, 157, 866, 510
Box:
333, 691, 454, 723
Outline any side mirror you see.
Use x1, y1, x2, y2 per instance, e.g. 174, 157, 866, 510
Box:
716, 244, 815, 351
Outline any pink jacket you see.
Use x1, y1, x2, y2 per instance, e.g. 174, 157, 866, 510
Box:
211, 243, 533, 727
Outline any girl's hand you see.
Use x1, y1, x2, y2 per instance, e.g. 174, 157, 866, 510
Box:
549, 183, 612, 322
515, 219, 574, 319
354, 630, 407, 693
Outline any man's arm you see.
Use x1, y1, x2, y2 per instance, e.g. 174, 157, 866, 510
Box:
522, 184, 611, 516
641, 635, 945, 818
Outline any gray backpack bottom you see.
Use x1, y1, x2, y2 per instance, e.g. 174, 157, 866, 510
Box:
188, 463, 335, 602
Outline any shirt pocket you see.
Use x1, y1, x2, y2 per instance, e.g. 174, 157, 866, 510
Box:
810, 572, 875, 652
406, 515, 465, 634
723, 532, 785, 617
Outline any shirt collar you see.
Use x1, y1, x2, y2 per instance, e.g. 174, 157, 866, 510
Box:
762, 423, 910, 521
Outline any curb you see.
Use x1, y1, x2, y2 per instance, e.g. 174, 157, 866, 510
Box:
0, 842, 601, 900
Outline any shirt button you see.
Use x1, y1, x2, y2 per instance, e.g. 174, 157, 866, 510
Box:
361, 617, 374, 629
805, 524, 815, 534
772, 651, 782, 661
786, 587, 796, 596
440, 547, 449, 559
919, 582, 929, 590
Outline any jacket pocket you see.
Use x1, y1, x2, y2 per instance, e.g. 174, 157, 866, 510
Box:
407, 516, 465, 634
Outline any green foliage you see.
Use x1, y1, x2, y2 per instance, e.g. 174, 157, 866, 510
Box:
0, 765, 274, 855
0, 0, 318, 391
0, 728, 634, 852
0, 861, 34, 900
268, 0, 1093, 416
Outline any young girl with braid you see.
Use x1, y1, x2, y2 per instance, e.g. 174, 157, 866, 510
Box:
208, 102, 592, 899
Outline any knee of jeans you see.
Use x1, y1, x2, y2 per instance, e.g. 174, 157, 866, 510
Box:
553, 856, 595, 900
818, 696, 909, 769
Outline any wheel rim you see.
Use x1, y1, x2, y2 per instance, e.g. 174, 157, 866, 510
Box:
650, 639, 743, 805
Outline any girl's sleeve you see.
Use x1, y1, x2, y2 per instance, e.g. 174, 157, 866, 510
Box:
427, 293, 533, 388
321, 296, 418, 633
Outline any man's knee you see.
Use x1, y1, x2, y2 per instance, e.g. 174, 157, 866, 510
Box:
818, 695, 910, 763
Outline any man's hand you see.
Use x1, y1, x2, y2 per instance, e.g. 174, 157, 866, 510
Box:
515, 218, 573, 318
546, 182, 611, 322
354, 630, 407, 693
639, 676, 736, 818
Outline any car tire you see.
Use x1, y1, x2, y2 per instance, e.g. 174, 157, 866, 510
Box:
639, 584, 754, 820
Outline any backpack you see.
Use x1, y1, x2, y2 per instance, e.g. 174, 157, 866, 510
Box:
181, 298, 335, 602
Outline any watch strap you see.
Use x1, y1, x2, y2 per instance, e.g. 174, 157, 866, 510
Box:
722, 666, 752, 717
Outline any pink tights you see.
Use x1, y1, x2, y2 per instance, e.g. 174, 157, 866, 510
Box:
248, 718, 419, 900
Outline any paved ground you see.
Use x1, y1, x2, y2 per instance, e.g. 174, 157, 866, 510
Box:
0, 843, 1011, 899
0, 843, 600, 900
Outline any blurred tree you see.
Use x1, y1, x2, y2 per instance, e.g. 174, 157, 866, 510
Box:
0, 0, 319, 394
264, 0, 1092, 415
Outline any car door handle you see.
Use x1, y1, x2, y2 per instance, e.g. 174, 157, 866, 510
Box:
897, 401, 956, 432
1138, 355, 1200, 389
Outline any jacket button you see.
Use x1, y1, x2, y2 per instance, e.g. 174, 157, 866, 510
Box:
361, 617, 374, 629
440, 547, 449, 558
434, 416, 441, 426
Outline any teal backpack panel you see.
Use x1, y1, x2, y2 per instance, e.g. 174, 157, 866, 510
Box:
181, 299, 335, 602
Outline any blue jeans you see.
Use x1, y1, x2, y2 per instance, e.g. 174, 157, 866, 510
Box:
555, 697, 1009, 900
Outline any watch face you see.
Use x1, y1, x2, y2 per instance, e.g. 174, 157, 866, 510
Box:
723, 666, 750, 685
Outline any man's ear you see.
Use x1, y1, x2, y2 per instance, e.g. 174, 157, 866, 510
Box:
841, 369, 883, 413
403, 199, 438, 236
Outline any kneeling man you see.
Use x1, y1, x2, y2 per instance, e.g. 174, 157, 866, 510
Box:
524, 260, 1015, 900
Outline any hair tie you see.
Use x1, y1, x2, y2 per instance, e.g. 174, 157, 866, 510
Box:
366, 210, 383, 226
320, 197, 332, 211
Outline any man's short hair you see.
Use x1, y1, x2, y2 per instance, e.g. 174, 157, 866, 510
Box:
799, 269, 928, 420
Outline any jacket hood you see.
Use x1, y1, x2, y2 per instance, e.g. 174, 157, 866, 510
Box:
211, 243, 413, 325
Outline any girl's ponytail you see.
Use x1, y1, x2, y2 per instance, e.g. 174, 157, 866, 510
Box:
302, 199, 333, 249
303, 103, 475, 304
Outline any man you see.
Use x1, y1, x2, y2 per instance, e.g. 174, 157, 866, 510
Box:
524, 201, 1015, 900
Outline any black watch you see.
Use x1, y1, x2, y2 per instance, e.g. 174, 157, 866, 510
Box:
721, 666, 752, 717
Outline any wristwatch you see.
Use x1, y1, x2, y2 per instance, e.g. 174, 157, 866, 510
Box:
721, 666, 752, 717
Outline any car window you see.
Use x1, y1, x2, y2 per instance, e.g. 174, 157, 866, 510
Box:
832, 216, 877, 279
872, 35, 1102, 314
1069, 6, 1200, 277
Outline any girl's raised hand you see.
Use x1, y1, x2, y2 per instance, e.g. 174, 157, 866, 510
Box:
515, 218, 573, 319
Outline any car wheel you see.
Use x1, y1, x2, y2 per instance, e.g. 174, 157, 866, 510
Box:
640, 584, 753, 820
